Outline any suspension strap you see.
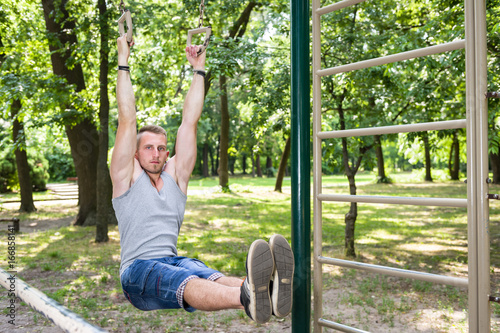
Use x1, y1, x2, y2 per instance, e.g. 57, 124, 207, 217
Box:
187, 0, 211, 56
118, 0, 133, 43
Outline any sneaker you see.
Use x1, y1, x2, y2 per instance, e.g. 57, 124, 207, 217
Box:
269, 234, 294, 318
240, 239, 274, 324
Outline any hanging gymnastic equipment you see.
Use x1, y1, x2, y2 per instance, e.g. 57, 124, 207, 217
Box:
118, 0, 133, 43
187, 0, 211, 56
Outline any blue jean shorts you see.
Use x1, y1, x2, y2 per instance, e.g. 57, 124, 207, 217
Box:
120, 256, 224, 312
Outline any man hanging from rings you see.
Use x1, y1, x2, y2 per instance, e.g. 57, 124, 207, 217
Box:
110, 6, 294, 324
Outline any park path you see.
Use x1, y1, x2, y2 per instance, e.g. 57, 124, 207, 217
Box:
46, 183, 79, 200
47, 182, 212, 197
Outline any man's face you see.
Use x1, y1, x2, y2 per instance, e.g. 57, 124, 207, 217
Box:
135, 132, 169, 174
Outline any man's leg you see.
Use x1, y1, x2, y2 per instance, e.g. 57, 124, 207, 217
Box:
184, 240, 275, 325
183, 278, 243, 311
214, 276, 243, 287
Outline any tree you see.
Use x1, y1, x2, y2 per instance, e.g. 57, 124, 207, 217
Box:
11, 99, 36, 212
448, 129, 460, 180
374, 135, 390, 183
275, 136, 290, 192
318, 0, 467, 256
243, 24, 292, 189
95, 0, 115, 242
321, 4, 379, 257
422, 132, 433, 181
41, 0, 99, 226
0, 5, 42, 212
215, 1, 261, 191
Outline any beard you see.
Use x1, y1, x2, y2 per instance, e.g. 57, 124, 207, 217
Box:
140, 161, 163, 175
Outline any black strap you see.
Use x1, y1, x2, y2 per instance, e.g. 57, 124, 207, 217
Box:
193, 69, 206, 78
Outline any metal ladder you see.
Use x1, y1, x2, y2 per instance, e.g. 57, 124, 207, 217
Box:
311, 0, 491, 331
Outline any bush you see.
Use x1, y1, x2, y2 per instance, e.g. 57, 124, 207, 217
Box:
0, 147, 50, 193
29, 150, 50, 191
0, 152, 16, 193
45, 145, 75, 181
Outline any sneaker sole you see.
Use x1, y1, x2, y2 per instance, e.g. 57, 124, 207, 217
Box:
269, 234, 294, 318
246, 239, 274, 324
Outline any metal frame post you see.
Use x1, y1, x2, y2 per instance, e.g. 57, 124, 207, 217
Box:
465, 0, 479, 329
466, 0, 490, 331
291, 0, 311, 332
312, 0, 323, 331
475, 0, 490, 331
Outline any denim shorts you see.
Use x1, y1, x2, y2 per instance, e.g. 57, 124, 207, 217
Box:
120, 256, 224, 312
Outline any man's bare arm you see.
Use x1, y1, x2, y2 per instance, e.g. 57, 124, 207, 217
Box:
169, 45, 206, 194
110, 36, 138, 198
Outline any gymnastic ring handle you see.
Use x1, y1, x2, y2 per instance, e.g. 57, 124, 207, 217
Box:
118, 10, 133, 43
187, 26, 211, 56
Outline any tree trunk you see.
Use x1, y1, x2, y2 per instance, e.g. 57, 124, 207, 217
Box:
275, 136, 291, 192
11, 99, 36, 213
256, 153, 262, 177
66, 123, 99, 226
214, 137, 219, 176
42, 0, 99, 226
448, 130, 460, 180
202, 142, 209, 177
210, 144, 217, 176
251, 151, 256, 177
491, 152, 500, 184
448, 136, 454, 177
374, 135, 390, 183
422, 132, 433, 182
242, 154, 247, 175
266, 156, 273, 177
95, 0, 115, 242
219, 74, 230, 190
336, 89, 371, 258
229, 157, 235, 175
345, 171, 357, 258
210, 2, 259, 189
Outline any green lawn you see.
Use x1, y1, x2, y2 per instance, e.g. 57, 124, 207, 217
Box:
0, 172, 499, 332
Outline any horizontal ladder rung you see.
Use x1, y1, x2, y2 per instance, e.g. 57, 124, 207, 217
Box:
318, 194, 467, 207
317, 256, 469, 288
318, 318, 370, 333
318, 119, 466, 139
316, 0, 367, 16
317, 40, 465, 77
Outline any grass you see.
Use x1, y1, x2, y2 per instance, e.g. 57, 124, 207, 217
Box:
0, 171, 499, 332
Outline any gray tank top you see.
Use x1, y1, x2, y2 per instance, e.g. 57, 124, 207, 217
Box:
112, 170, 187, 276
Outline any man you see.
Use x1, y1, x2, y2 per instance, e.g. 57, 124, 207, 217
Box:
110, 35, 294, 324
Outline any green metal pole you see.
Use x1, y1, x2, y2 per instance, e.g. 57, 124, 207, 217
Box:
291, 0, 311, 332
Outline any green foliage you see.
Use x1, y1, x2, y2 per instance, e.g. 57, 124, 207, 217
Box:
0, 151, 16, 193
0, 146, 50, 193
45, 145, 76, 181
28, 150, 50, 191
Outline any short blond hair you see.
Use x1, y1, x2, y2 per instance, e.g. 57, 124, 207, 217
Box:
137, 125, 167, 148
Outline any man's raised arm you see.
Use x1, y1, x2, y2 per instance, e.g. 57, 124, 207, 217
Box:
169, 45, 206, 194
110, 36, 137, 198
